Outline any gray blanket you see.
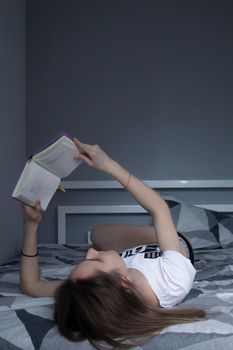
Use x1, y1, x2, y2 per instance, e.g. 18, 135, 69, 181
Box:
1, 244, 233, 350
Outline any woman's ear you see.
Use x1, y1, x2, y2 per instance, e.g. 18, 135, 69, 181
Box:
120, 275, 133, 290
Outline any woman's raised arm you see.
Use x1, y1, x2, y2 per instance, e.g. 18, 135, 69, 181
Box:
73, 139, 182, 253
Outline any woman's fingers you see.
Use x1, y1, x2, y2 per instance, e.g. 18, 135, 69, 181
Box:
21, 201, 42, 224
73, 137, 100, 162
77, 153, 93, 166
73, 137, 83, 149
74, 138, 93, 152
73, 137, 111, 172
35, 200, 41, 208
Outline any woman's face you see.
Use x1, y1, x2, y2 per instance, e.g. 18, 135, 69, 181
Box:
69, 248, 128, 280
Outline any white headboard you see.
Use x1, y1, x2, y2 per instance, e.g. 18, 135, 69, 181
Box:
58, 180, 233, 244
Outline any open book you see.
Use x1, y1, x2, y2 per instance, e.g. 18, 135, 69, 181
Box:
12, 133, 82, 210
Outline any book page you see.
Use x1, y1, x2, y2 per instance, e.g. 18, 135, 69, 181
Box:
12, 161, 60, 211
33, 135, 74, 159
33, 137, 82, 178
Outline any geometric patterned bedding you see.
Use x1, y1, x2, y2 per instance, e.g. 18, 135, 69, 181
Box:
164, 195, 233, 250
1, 243, 233, 350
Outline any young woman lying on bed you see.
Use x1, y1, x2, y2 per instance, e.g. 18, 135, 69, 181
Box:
20, 139, 205, 349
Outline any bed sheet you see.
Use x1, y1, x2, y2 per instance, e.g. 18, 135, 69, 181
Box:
1, 244, 233, 350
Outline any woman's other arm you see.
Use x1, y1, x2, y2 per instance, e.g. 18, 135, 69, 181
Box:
20, 203, 63, 297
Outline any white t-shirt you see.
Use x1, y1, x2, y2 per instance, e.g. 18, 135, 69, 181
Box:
119, 244, 196, 308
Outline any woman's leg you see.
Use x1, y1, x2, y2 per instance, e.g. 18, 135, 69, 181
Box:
91, 224, 158, 252
91, 224, 193, 260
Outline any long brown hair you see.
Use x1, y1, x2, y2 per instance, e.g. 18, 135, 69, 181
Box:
54, 271, 205, 349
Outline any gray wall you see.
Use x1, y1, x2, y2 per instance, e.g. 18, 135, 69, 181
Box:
0, 0, 26, 263
26, 0, 233, 243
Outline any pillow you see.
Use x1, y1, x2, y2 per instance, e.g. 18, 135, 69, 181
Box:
161, 194, 233, 249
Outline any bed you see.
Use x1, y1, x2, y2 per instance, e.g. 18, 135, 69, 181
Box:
1, 180, 233, 350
